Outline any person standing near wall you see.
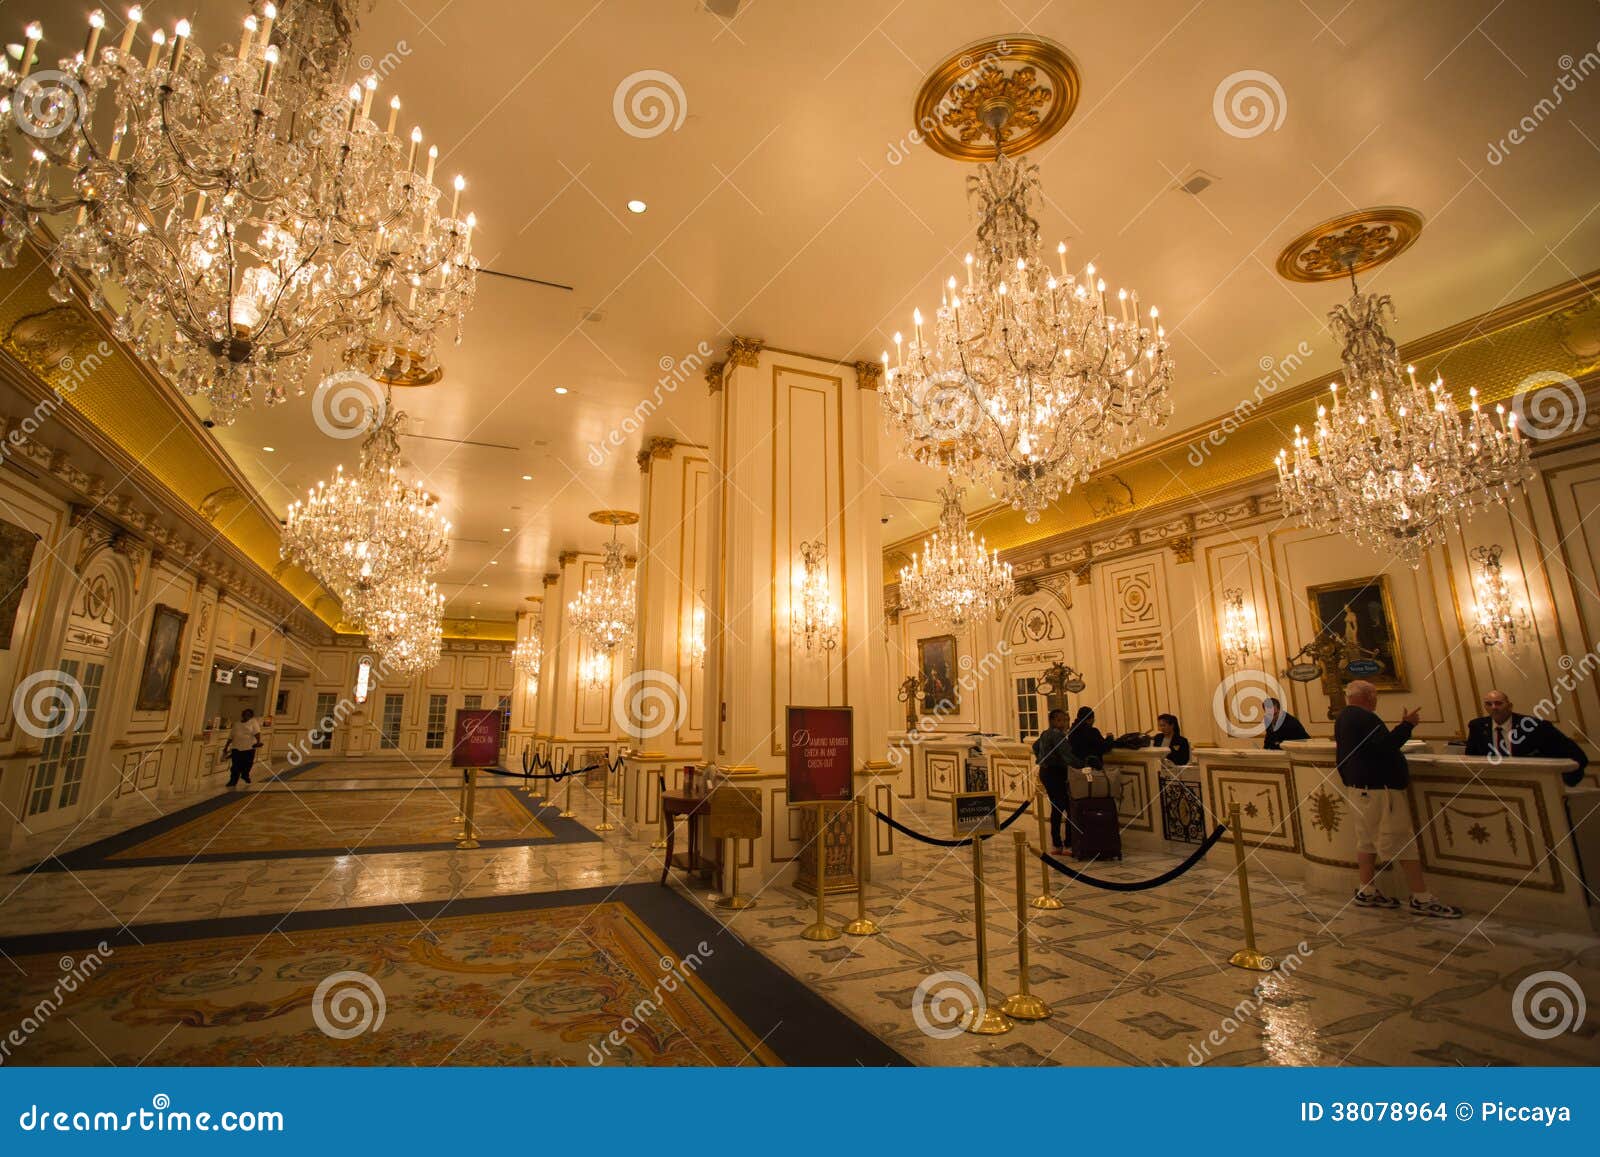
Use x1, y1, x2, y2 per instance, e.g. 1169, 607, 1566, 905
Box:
225, 708, 262, 788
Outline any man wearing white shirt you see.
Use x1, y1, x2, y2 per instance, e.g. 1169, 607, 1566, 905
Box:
225, 708, 263, 787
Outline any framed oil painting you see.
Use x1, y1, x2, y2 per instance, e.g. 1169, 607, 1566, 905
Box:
135, 604, 189, 711
918, 634, 960, 714
1307, 576, 1407, 691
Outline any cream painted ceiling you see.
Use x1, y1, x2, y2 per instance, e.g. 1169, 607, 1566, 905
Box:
84, 0, 1600, 620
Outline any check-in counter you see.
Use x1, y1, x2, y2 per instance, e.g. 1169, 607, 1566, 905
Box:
1278, 740, 1592, 930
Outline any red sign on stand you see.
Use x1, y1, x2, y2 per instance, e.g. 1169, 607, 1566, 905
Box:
452, 709, 502, 768
785, 706, 854, 804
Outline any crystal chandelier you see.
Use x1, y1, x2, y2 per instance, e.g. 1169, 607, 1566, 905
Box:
1218, 587, 1261, 668
567, 513, 636, 654
686, 593, 706, 669
363, 575, 443, 676
579, 651, 611, 691
0, 2, 478, 424
791, 538, 839, 653
1470, 544, 1531, 649
881, 112, 1173, 523
1276, 271, 1530, 564
898, 485, 1014, 627
510, 616, 541, 694
279, 400, 451, 620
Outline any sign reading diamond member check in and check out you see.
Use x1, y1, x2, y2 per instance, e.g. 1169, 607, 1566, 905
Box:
785, 706, 854, 805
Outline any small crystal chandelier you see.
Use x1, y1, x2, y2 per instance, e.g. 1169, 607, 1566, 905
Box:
567, 512, 636, 654
0, 2, 478, 424
1470, 544, 1531, 649
1218, 587, 1261, 668
1276, 267, 1530, 565
792, 538, 839, 653
363, 575, 443, 676
280, 400, 451, 622
881, 106, 1173, 523
898, 485, 1014, 627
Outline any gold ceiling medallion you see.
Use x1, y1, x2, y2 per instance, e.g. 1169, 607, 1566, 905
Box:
364, 343, 444, 387
1275, 208, 1424, 283
588, 510, 640, 527
913, 36, 1081, 161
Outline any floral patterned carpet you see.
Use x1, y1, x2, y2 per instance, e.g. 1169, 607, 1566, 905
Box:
0, 886, 906, 1067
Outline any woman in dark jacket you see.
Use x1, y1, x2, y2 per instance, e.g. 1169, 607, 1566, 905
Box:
1157, 713, 1190, 766
1066, 706, 1113, 767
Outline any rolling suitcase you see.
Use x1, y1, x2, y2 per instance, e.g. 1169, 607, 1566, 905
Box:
1069, 795, 1122, 861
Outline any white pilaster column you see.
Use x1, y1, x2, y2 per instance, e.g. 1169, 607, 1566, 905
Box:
701, 339, 898, 888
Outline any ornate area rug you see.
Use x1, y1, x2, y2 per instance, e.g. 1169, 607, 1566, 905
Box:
272, 760, 460, 784
0, 886, 905, 1067
37, 785, 595, 870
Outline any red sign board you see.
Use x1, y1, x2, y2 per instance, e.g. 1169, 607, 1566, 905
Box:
785, 706, 854, 804
452, 709, 502, 768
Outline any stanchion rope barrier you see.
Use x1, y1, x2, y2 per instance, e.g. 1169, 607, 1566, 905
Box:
869, 797, 1033, 848
1032, 823, 1229, 892
470, 752, 627, 783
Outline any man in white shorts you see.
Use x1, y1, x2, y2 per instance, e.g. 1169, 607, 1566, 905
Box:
1333, 681, 1461, 918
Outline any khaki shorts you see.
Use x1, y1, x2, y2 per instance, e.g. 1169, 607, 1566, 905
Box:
1343, 785, 1415, 860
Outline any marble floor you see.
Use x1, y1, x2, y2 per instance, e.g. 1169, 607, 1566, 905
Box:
3, 756, 1597, 1066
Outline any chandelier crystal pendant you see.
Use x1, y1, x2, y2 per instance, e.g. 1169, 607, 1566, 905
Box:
792, 538, 839, 653
567, 512, 637, 655
279, 400, 451, 621
898, 484, 1014, 628
362, 574, 444, 676
0, 2, 479, 424
1470, 544, 1532, 649
1275, 269, 1531, 565
882, 108, 1174, 523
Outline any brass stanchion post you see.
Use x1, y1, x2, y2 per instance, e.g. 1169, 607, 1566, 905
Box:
1227, 802, 1273, 971
559, 766, 575, 818
456, 768, 481, 850
1031, 786, 1064, 910
844, 793, 880, 936
966, 830, 1012, 1034
801, 804, 841, 941
593, 766, 616, 832
1001, 829, 1051, 1020
715, 836, 753, 910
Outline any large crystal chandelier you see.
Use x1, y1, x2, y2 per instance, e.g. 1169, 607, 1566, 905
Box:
1275, 270, 1530, 564
882, 110, 1173, 523
0, 2, 478, 424
898, 485, 1014, 627
279, 400, 451, 620
363, 575, 443, 676
567, 513, 636, 654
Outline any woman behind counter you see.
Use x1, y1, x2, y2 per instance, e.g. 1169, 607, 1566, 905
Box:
1157, 713, 1190, 766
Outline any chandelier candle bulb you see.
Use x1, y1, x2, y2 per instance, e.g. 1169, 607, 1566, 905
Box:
19, 23, 39, 80
257, 44, 276, 95
408, 127, 421, 170
259, 4, 275, 49
238, 16, 256, 60
84, 11, 104, 62
119, 6, 140, 55
387, 95, 400, 135
425, 144, 437, 184
169, 19, 189, 73
145, 28, 163, 71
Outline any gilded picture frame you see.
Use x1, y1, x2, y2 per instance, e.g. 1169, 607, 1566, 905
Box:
134, 603, 189, 712
918, 634, 960, 714
1307, 575, 1407, 691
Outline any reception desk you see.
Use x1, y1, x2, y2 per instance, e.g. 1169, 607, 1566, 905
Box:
1182, 742, 1594, 930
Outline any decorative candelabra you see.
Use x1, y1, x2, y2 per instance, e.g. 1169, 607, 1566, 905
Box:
792, 538, 839, 653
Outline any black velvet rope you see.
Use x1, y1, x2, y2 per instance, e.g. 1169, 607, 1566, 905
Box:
1033, 823, 1229, 892
870, 797, 1033, 848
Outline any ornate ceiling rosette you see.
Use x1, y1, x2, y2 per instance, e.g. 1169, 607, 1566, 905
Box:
912, 36, 1081, 162
1275, 207, 1425, 283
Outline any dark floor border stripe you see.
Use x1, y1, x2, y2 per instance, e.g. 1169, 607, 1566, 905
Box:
23, 776, 595, 873
0, 883, 908, 1068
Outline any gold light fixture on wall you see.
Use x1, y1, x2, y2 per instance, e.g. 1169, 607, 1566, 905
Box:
1218, 587, 1261, 668
1470, 544, 1532, 649
792, 538, 839, 653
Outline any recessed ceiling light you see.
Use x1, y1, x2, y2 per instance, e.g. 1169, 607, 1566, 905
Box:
489, 560, 498, 565
521, 474, 533, 481
262, 446, 275, 452
553, 386, 569, 395
501, 527, 511, 533
481, 582, 489, 588
626, 199, 647, 214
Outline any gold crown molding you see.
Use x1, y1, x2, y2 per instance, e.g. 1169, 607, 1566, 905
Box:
881, 269, 1600, 566
913, 36, 1081, 162
726, 336, 765, 368
1275, 207, 1424, 283
854, 359, 884, 391
637, 436, 678, 472
704, 359, 727, 393
557, 550, 580, 566
542, 572, 560, 587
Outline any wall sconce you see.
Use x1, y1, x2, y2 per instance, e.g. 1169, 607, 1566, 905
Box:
354, 656, 372, 704
792, 538, 840, 653
580, 652, 611, 690
686, 592, 707, 669
1219, 587, 1261, 668
1470, 544, 1532, 649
